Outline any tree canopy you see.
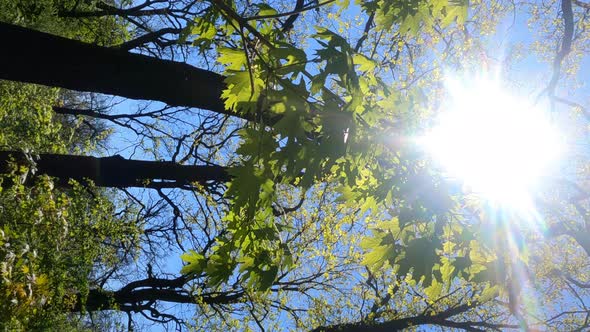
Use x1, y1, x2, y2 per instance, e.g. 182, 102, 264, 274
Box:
1, 0, 590, 331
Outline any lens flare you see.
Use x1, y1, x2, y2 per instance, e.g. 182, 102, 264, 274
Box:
420, 74, 564, 208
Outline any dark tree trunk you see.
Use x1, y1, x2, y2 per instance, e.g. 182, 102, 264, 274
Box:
0, 22, 253, 122
77, 288, 200, 312
73, 276, 244, 312
0, 151, 230, 189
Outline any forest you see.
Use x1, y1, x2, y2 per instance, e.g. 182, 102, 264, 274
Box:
1, 0, 589, 331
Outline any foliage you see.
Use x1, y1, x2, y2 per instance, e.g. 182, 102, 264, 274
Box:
0, 81, 110, 153
0, 175, 139, 330
0, 0, 127, 44
0, 7, 137, 328
180, 0, 469, 293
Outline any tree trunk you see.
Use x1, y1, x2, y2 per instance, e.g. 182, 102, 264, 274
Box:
0, 151, 230, 189
73, 276, 244, 312
0, 22, 253, 122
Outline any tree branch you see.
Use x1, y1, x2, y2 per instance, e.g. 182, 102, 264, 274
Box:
117, 27, 183, 51
546, 0, 574, 99
0, 22, 278, 124
309, 303, 504, 332
74, 280, 244, 312
0, 151, 231, 190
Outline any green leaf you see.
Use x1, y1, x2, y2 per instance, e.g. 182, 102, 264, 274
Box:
225, 163, 265, 219
255, 3, 278, 16
258, 266, 279, 291
424, 277, 443, 299
352, 53, 376, 72
440, 258, 455, 282
180, 250, 206, 275
218, 48, 248, 71
222, 71, 265, 113
441, 2, 468, 27
404, 237, 440, 286
479, 285, 500, 302
363, 245, 395, 268
191, 16, 217, 49
452, 256, 472, 279
335, 185, 360, 203
270, 44, 308, 75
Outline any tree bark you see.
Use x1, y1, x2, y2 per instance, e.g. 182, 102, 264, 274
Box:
0, 22, 256, 122
74, 276, 244, 312
0, 151, 230, 189
310, 304, 484, 332
78, 288, 243, 312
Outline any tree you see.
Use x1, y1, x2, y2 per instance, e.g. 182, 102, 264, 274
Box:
0, 22, 233, 120
0, 151, 230, 189
0, 3, 145, 330
0, 175, 140, 331
3, 0, 590, 331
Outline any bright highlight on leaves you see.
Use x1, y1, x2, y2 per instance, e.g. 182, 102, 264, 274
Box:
420, 74, 564, 206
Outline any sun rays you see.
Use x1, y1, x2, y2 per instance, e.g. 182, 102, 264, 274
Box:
420, 73, 564, 212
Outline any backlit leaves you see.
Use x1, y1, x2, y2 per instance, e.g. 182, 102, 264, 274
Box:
180, 0, 474, 299
366, 0, 469, 35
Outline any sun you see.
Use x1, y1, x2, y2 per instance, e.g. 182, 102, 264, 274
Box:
420, 74, 564, 207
